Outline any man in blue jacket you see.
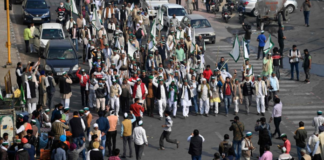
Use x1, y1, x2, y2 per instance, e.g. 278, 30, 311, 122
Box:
96, 110, 110, 156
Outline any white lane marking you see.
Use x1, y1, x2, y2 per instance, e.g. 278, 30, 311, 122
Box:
215, 132, 223, 140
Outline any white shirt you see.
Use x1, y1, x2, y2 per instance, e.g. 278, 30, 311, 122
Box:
191, 81, 198, 96
160, 85, 166, 99
313, 115, 324, 134
241, 138, 252, 151
117, 57, 128, 69
288, 49, 301, 63
111, 54, 120, 65
258, 81, 263, 96
198, 84, 212, 101
133, 126, 148, 145
135, 83, 148, 99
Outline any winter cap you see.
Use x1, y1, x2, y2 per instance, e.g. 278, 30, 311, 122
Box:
84, 107, 89, 111
246, 132, 252, 137
318, 110, 322, 115
22, 138, 28, 144
138, 120, 143, 126
93, 123, 98, 128
124, 113, 128, 119
60, 135, 66, 142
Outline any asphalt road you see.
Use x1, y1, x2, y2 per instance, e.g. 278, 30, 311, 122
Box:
8, 0, 324, 159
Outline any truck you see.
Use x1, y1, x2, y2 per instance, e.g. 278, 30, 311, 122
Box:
254, 0, 290, 29
140, 0, 169, 18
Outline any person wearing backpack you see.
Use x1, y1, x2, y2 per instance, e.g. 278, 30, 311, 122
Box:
255, 117, 272, 156
288, 45, 301, 81
218, 134, 233, 157
135, 24, 145, 46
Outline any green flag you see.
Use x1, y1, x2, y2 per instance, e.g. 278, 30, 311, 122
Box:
70, 0, 79, 15
229, 36, 240, 63
0, 87, 3, 100
263, 35, 274, 55
20, 85, 26, 104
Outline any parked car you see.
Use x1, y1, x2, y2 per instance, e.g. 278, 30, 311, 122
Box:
161, 4, 187, 28
241, 0, 297, 16
180, 14, 216, 44
141, 0, 169, 18
33, 23, 65, 56
41, 40, 81, 81
22, 0, 51, 24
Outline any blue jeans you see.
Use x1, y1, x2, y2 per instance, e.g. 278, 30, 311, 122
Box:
233, 140, 242, 160
191, 95, 199, 113
290, 62, 299, 80
303, 11, 310, 25
245, 40, 250, 55
224, 95, 232, 114
73, 136, 85, 160
72, 39, 78, 51
297, 146, 305, 160
101, 135, 106, 156
137, 38, 142, 46
192, 155, 201, 160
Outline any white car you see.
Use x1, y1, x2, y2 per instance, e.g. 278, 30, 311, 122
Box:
141, 0, 169, 17
38, 23, 65, 55
161, 4, 187, 28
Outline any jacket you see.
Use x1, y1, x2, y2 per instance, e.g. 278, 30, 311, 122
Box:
229, 121, 245, 141
294, 127, 308, 148
67, 144, 85, 160
188, 135, 203, 156
24, 28, 33, 40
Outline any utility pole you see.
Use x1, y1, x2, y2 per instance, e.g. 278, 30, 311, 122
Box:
5, 0, 12, 65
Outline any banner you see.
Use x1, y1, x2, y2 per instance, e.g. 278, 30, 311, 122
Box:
263, 35, 274, 55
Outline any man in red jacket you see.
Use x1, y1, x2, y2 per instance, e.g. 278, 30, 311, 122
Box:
203, 65, 213, 82
130, 98, 144, 128
76, 68, 90, 107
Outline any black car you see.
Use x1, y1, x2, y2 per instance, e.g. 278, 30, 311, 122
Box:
41, 40, 81, 81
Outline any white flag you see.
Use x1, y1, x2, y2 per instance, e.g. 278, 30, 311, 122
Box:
70, 0, 79, 15
243, 38, 249, 60
91, 9, 101, 30
130, 3, 134, 11
158, 7, 164, 26
229, 36, 240, 62
263, 35, 274, 55
176, 30, 180, 40
115, 38, 121, 50
190, 28, 196, 54
128, 41, 137, 59
150, 19, 157, 44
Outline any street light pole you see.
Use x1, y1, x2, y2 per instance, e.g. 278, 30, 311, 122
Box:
6, 0, 12, 65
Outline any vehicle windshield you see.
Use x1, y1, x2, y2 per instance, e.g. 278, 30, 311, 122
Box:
191, 19, 211, 28
26, 1, 48, 9
41, 29, 64, 40
47, 48, 76, 60
168, 8, 186, 16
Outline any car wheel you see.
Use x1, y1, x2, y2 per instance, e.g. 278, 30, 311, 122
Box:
252, 9, 259, 17
286, 5, 295, 14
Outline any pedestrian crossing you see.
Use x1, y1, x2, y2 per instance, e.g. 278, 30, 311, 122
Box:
205, 44, 324, 136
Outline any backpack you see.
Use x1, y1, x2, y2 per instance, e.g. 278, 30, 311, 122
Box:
258, 124, 272, 146
135, 28, 143, 39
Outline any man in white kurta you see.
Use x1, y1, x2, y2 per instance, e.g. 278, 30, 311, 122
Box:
313, 110, 324, 134
254, 75, 267, 115
152, 77, 167, 119
180, 80, 193, 117
110, 79, 122, 115
198, 78, 212, 116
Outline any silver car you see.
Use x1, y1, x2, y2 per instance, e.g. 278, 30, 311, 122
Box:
241, 0, 298, 16
180, 14, 216, 44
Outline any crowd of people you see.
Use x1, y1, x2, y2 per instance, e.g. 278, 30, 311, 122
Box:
6, 0, 315, 159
